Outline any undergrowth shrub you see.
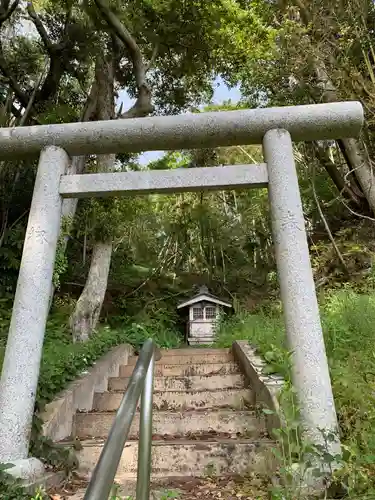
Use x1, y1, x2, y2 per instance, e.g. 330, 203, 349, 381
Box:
0, 310, 182, 408
0, 304, 182, 498
0, 299, 181, 410
216, 289, 375, 497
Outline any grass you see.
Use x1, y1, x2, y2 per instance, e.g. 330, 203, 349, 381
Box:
0, 308, 182, 409
2, 287, 375, 497
0, 306, 183, 498
215, 289, 375, 497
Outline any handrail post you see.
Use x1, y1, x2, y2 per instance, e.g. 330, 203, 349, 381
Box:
136, 351, 155, 500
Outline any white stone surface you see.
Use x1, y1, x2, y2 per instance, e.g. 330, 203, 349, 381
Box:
0, 102, 363, 159
263, 129, 340, 455
60, 164, 268, 198
0, 146, 69, 462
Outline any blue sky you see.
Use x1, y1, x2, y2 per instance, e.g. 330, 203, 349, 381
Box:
117, 76, 241, 165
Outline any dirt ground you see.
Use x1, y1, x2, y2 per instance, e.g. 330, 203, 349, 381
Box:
48, 472, 270, 499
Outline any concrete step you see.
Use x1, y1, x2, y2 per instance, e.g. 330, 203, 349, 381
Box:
93, 388, 253, 412
120, 362, 240, 378
127, 352, 233, 366
160, 348, 230, 356
108, 373, 245, 392
74, 409, 264, 440
188, 338, 215, 345
77, 438, 273, 480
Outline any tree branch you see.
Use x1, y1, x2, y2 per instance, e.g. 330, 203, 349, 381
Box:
80, 81, 98, 122
145, 42, 159, 73
291, 0, 311, 25
336, 138, 367, 196
313, 142, 364, 209
0, 53, 29, 108
94, 0, 154, 118
118, 85, 153, 118
0, 0, 19, 25
311, 164, 348, 275
94, 0, 146, 89
27, 1, 53, 52
19, 60, 48, 126
63, 5, 73, 37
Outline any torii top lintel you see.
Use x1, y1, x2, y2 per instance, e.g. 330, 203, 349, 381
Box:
0, 101, 363, 160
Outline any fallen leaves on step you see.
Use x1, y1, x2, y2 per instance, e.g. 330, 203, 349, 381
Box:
151, 475, 269, 499
49, 472, 270, 499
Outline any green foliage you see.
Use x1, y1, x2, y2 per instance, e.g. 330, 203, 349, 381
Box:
159, 490, 181, 500
1, 0, 375, 496
1, 312, 179, 398
0, 463, 33, 500
0, 303, 181, 406
216, 288, 375, 497
120, 323, 181, 352
0, 303, 181, 497
34, 317, 180, 409
30, 488, 48, 500
75, 195, 148, 244
109, 301, 182, 345
215, 308, 285, 358
53, 216, 74, 289
0, 214, 30, 296
0, 464, 49, 500
263, 389, 345, 500
265, 382, 375, 499
110, 484, 122, 499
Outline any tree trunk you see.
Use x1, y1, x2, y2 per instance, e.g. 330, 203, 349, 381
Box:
48, 83, 98, 309
314, 62, 375, 213
290, 1, 375, 215
314, 142, 365, 210
339, 137, 375, 212
70, 240, 113, 342
60, 81, 98, 224
70, 4, 154, 341
70, 54, 116, 342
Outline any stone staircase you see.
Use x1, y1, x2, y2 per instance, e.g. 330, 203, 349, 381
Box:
73, 348, 273, 486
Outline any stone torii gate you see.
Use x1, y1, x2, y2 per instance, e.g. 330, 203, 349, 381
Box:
0, 101, 364, 481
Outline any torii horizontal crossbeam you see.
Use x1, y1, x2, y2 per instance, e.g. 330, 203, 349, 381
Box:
59, 164, 269, 198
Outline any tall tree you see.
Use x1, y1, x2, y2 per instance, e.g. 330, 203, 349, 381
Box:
0, 0, 262, 335
69, 0, 271, 340
287, 0, 375, 214
231, 0, 375, 215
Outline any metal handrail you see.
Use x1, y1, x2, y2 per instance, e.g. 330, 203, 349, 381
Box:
83, 338, 161, 500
